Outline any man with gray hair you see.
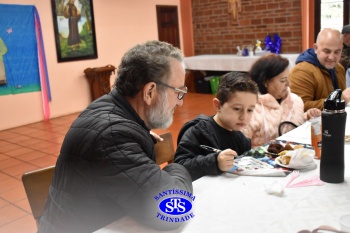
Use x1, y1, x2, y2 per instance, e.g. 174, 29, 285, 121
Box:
39, 41, 193, 233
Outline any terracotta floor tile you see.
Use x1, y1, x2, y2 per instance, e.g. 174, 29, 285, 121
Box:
0, 172, 11, 182
3, 147, 35, 158
0, 143, 22, 154
0, 214, 37, 233
39, 144, 61, 156
2, 163, 38, 178
50, 117, 73, 126
29, 128, 55, 137
19, 138, 45, 147
50, 125, 70, 135
7, 126, 37, 135
35, 132, 58, 142
0, 158, 23, 170
0, 131, 19, 140
14, 127, 41, 136
0, 153, 11, 162
0, 186, 27, 203
28, 141, 58, 150
14, 198, 31, 214
0, 198, 9, 208
16, 151, 49, 162
26, 121, 54, 130
4, 135, 32, 144
0, 177, 22, 194
27, 155, 57, 168
0, 204, 27, 226
0, 140, 13, 147
45, 135, 65, 144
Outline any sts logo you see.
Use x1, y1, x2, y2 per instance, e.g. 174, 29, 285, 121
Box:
159, 198, 192, 215
154, 189, 195, 223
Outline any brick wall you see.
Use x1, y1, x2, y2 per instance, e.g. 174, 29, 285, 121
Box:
192, 0, 302, 55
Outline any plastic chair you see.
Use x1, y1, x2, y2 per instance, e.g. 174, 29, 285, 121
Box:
21, 166, 55, 227
155, 132, 175, 165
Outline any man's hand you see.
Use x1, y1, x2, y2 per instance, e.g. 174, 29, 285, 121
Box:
342, 87, 350, 105
306, 108, 321, 120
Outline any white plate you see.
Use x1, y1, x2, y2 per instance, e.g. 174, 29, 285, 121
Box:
275, 156, 317, 171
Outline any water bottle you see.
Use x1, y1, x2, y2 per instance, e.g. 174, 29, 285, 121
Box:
320, 89, 347, 183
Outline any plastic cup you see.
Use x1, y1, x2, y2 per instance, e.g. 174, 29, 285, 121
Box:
340, 213, 350, 232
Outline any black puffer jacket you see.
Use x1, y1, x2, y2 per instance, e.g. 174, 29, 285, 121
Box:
39, 88, 193, 233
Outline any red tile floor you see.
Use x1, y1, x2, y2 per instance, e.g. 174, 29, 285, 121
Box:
0, 93, 215, 233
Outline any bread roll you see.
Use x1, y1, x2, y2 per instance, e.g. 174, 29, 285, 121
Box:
284, 143, 294, 150
280, 155, 291, 165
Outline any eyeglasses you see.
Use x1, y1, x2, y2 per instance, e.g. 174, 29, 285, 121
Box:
155, 82, 188, 100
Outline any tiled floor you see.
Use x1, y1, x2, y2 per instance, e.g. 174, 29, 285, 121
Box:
0, 92, 215, 233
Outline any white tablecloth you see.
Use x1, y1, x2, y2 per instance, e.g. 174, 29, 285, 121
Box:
183, 54, 299, 72
95, 108, 350, 233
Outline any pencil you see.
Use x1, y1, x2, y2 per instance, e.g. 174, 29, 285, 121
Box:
200, 145, 239, 172
200, 145, 222, 153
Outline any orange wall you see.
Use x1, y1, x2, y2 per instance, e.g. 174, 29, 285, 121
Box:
180, 0, 194, 56
0, 0, 182, 130
301, 0, 315, 50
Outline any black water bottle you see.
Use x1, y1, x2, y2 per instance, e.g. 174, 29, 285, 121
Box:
320, 89, 347, 183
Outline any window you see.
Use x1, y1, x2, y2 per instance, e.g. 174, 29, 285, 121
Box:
315, 0, 350, 37
321, 0, 343, 31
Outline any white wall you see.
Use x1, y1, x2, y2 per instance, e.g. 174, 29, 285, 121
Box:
0, 0, 182, 130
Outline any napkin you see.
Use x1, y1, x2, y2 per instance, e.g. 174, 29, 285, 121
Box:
264, 180, 284, 196
283, 148, 315, 168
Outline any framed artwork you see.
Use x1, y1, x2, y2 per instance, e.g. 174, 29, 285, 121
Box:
51, 0, 98, 62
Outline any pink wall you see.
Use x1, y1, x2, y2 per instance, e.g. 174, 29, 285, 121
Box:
0, 0, 182, 130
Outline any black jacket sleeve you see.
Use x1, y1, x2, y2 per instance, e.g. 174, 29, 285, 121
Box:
174, 122, 223, 181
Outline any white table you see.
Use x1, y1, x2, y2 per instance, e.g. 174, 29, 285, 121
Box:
95, 108, 350, 233
183, 54, 299, 72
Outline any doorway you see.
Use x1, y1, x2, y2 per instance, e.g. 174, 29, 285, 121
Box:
156, 5, 181, 49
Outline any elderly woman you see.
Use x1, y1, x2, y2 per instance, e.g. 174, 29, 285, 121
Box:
242, 53, 321, 148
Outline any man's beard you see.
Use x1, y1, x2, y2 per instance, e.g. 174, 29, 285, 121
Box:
146, 91, 173, 129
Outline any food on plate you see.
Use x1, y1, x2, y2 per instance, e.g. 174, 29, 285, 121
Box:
278, 154, 292, 165
284, 143, 294, 150
267, 143, 284, 154
278, 150, 288, 156
293, 145, 304, 149
267, 142, 305, 158
276, 148, 315, 168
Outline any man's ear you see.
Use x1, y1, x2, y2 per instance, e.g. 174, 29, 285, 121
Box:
143, 82, 156, 105
313, 43, 318, 53
212, 98, 221, 111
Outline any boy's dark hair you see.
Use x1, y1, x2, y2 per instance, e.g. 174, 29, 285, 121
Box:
216, 71, 259, 105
